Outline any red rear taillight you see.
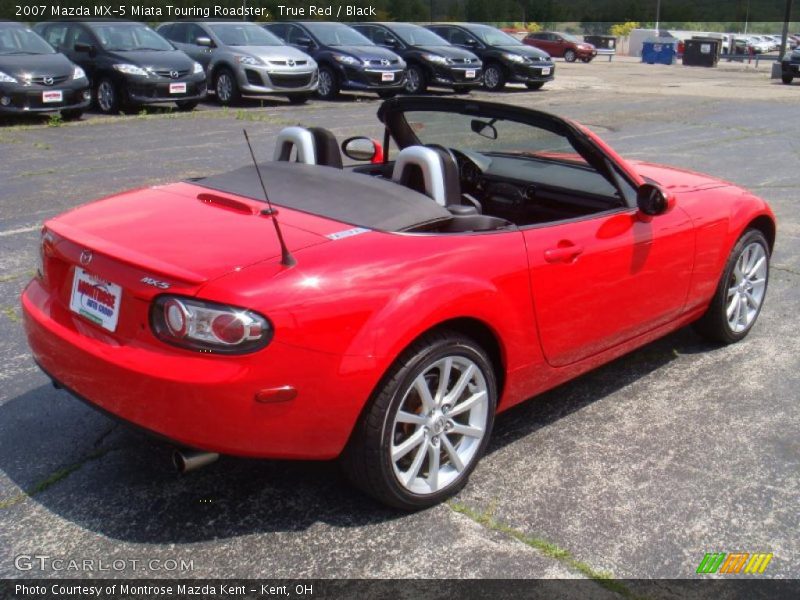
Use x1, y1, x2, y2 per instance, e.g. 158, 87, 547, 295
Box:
37, 228, 56, 285
151, 296, 272, 354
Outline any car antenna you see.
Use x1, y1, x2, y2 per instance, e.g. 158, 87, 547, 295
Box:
242, 129, 296, 268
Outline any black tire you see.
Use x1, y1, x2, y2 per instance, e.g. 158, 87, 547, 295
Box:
404, 64, 428, 94
95, 77, 121, 114
175, 100, 198, 112
453, 85, 472, 94
214, 67, 240, 106
526, 81, 545, 90
286, 93, 310, 105
341, 330, 497, 510
483, 63, 506, 91
60, 108, 83, 121
782, 73, 793, 84
564, 49, 577, 62
693, 229, 770, 344
377, 90, 397, 99
581, 56, 593, 63
317, 66, 340, 100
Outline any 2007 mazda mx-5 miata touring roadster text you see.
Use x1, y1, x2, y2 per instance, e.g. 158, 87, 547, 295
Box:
21, 98, 775, 509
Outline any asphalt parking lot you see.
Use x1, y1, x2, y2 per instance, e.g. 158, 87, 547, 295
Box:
1, 57, 798, 590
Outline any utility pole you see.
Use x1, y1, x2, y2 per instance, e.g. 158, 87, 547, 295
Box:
655, 0, 661, 32
779, 0, 794, 60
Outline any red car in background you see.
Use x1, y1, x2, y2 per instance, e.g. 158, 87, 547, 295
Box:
22, 97, 775, 510
524, 31, 597, 62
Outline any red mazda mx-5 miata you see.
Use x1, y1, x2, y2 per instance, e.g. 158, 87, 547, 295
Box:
22, 97, 775, 509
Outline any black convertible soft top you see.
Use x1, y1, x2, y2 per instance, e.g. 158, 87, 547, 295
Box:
193, 161, 451, 232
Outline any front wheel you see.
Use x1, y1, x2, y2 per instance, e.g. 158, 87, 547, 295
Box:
483, 64, 506, 91
782, 73, 794, 84
693, 229, 770, 344
342, 330, 497, 510
404, 64, 428, 94
317, 66, 340, 100
526, 81, 545, 90
95, 78, 121, 114
564, 49, 577, 62
214, 68, 240, 106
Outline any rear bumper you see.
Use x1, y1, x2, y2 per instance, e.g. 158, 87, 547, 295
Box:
22, 278, 377, 459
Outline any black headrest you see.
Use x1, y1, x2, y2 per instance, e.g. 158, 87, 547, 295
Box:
309, 127, 343, 169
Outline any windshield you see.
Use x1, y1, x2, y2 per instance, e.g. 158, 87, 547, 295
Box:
305, 23, 373, 46
468, 25, 522, 46
0, 27, 55, 55
93, 24, 173, 51
391, 24, 449, 46
209, 24, 283, 46
562, 33, 581, 43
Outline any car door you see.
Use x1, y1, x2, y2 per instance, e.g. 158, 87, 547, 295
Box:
523, 204, 695, 367
63, 25, 98, 80
534, 34, 555, 55
182, 23, 214, 68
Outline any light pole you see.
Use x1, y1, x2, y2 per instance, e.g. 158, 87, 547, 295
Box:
779, 0, 794, 61
655, 0, 661, 32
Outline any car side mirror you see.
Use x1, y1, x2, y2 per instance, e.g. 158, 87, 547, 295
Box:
464, 38, 478, 47
195, 36, 213, 48
471, 119, 498, 140
296, 37, 313, 47
385, 37, 398, 47
74, 42, 95, 56
637, 183, 673, 217
342, 136, 384, 163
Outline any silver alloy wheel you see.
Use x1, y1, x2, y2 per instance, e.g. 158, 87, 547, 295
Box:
484, 66, 500, 89
216, 73, 233, 102
318, 70, 333, 97
727, 242, 768, 333
405, 67, 420, 93
564, 49, 576, 62
97, 81, 115, 112
390, 355, 489, 495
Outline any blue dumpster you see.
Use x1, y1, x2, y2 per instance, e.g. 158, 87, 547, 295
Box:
641, 38, 677, 65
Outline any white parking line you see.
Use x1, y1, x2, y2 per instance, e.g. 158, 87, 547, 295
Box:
0, 225, 40, 238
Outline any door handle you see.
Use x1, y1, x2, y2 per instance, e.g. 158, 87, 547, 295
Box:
544, 243, 584, 263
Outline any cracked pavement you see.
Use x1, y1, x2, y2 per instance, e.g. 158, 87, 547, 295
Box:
1, 57, 798, 586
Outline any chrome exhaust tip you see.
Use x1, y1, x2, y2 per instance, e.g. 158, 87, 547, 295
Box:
173, 449, 219, 473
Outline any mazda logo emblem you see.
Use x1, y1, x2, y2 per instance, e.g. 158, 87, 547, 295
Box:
43, 76, 54, 86
381, 59, 390, 66
170, 70, 179, 79
287, 59, 295, 67
79, 250, 93, 266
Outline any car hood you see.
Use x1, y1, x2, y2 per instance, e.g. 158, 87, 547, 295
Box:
234, 45, 315, 65
0, 52, 74, 78
45, 184, 330, 286
106, 49, 195, 69
496, 45, 551, 60
630, 160, 734, 192
415, 45, 479, 61
331, 45, 399, 61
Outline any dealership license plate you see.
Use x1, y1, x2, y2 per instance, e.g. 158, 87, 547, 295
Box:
169, 82, 187, 94
69, 267, 122, 332
541, 67, 551, 76
42, 90, 63, 103
381, 72, 394, 82
465, 70, 476, 78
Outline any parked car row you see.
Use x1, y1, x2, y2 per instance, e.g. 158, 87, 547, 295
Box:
1, 19, 565, 119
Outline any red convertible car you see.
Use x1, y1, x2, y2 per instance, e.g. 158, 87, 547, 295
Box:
22, 97, 775, 509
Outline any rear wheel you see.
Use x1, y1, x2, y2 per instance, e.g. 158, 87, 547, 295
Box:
404, 64, 428, 94
287, 93, 310, 104
483, 63, 506, 91
526, 81, 545, 90
782, 73, 794, 84
317, 66, 340, 100
214, 68, 240, 106
693, 229, 770, 344
342, 330, 496, 510
564, 49, 577, 62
